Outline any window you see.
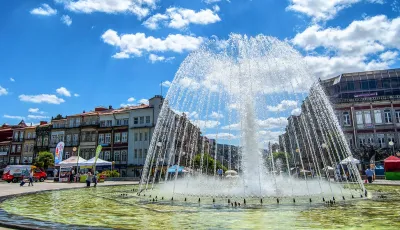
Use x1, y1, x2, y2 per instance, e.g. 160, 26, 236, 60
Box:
28, 157, 33, 163
146, 116, 150, 124
100, 121, 106, 127
81, 133, 87, 142
9, 157, 14, 164
23, 157, 28, 164
106, 120, 112, 127
19, 132, 24, 140
377, 134, 385, 148
105, 133, 111, 144
32, 132, 36, 139
134, 133, 138, 141
76, 118, 80, 126
356, 111, 363, 125
121, 150, 127, 161
73, 134, 79, 143
134, 117, 138, 124
24, 144, 28, 152
384, 110, 392, 123
14, 132, 18, 141
15, 157, 20, 164
66, 135, 71, 143
99, 151, 104, 159
114, 133, 121, 143
395, 110, 400, 123
139, 149, 142, 158
44, 136, 48, 145
27, 132, 31, 139
134, 149, 138, 158
69, 119, 74, 128
98, 134, 105, 144
359, 137, 366, 146
122, 132, 128, 143
11, 145, 15, 153
144, 149, 147, 159
364, 111, 372, 124
104, 151, 111, 161
144, 132, 148, 141
17, 145, 21, 152
374, 110, 382, 124
114, 151, 120, 161
29, 144, 34, 152
91, 133, 96, 142
123, 119, 129, 125
65, 152, 70, 159
116, 119, 121, 126
37, 137, 42, 146
59, 134, 64, 142
343, 112, 351, 125
139, 117, 144, 124
139, 132, 143, 141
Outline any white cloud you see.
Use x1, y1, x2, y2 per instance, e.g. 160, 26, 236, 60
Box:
19, 94, 65, 104
206, 133, 236, 140
28, 115, 50, 120
286, 0, 383, 22
204, 0, 223, 3
222, 117, 288, 130
193, 120, 220, 129
293, 15, 400, 79
112, 52, 130, 59
267, 100, 298, 112
210, 111, 224, 119
61, 15, 72, 26
0, 86, 8, 96
161, 81, 172, 88
380, 51, 399, 62
393, 0, 400, 12
120, 103, 135, 108
213, 5, 220, 12
148, 54, 174, 63
292, 16, 400, 57
28, 108, 46, 114
258, 130, 285, 144
56, 87, 72, 97
291, 108, 302, 116
102, 29, 203, 58
143, 7, 221, 30
139, 98, 149, 104
30, 4, 57, 16
56, 0, 157, 19
127, 97, 135, 102
3, 115, 25, 120
74, 93, 80, 97
10, 78, 15, 82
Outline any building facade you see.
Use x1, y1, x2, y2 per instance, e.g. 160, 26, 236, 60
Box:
321, 68, 400, 155
22, 126, 36, 164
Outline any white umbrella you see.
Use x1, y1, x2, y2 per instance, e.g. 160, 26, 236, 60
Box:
340, 156, 360, 164
80, 157, 112, 166
56, 156, 87, 167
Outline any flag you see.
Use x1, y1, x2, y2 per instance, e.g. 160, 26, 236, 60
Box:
93, 145, 102, 171
55, 142, 65, 165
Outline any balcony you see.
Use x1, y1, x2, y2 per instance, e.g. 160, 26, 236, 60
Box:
13, 138, 23, 142
81, 121, 99, 127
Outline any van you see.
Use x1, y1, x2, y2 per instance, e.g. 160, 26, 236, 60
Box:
2, 165, 47, 183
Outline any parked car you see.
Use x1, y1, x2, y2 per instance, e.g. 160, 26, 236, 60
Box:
1, 165, 47, 183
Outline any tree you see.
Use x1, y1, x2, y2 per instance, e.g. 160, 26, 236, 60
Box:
194, 153, 227, 174
34, 151, 54, 170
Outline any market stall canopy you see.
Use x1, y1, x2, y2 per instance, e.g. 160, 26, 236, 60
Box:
80, 157, 112, 166
56, 156, 87, 167
340, 157, 360, 164
384, 156, 400, 163
384, 156, 400, 172
225, 170, 238, 175
167, 165, 185, 173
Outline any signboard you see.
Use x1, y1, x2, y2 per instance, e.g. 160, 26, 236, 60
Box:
0, 152, 7, 156
354, 92, 378, 98
55, 142, 65, 165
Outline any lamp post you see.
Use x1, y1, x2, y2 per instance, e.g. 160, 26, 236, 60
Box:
389, 141, 394, 156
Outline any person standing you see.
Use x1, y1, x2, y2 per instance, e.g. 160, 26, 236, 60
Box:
28, 170, 34, 186
93, 173, 98, 187
53, 168, 58, 178
86, 171, 92, 187
365, 166, 374, 183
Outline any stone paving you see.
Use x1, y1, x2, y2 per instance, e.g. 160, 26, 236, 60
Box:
0, 180, 138, 198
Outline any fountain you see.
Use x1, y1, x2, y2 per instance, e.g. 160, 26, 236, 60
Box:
138, 34, 366, 205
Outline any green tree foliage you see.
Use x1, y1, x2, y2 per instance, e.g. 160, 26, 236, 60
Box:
194, 153, 227, 175
34, 151, 54, 169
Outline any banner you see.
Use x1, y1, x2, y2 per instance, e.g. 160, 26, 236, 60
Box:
93, 145, 102, 171
55, 142, 65, 165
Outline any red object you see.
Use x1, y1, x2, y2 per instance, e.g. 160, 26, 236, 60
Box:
384, 156, 400, 172
1, 167, 47, 183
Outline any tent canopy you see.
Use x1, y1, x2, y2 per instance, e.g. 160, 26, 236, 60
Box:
167, 165, 185, 173
340, 156, 360, 164
80, 157, 112, 166
384, 156, 400, 162
56, 156, 87, 167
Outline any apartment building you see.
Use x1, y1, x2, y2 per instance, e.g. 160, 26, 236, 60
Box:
22, 125, 36, 164
35, 121, 51, 153
0, 124, 13, 168
10, 120, 27, 165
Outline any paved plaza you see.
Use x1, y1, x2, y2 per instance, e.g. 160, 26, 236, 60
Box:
0, 180, 138, 198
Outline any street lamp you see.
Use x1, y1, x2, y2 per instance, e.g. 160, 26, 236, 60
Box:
389, 141, 394, 155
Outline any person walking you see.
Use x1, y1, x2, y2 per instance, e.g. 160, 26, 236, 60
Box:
28, 169, 34, 186
365, 166, 374, 184
93, 173, 98, 187
86, 171, 92, 187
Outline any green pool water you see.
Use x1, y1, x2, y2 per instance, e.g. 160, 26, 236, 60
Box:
1, 185, 399, 229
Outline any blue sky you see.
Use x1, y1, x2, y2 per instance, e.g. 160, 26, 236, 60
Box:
0, 0, 399, 133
